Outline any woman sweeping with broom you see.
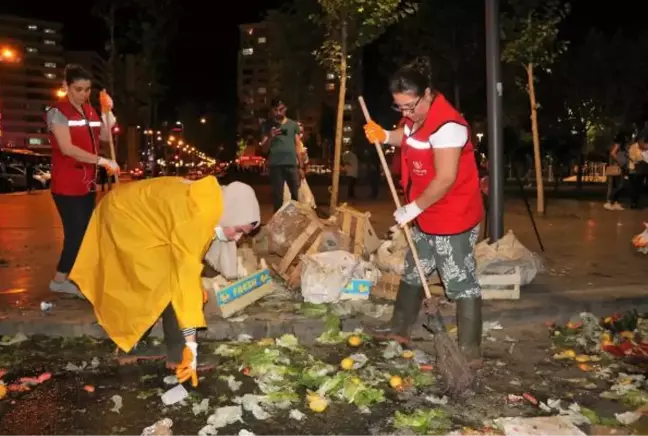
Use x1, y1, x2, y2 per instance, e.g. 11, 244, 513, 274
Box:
363, 57, 484, 365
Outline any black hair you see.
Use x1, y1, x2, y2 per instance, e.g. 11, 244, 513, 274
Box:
270, 98, 286, 109
637, 127, 648, 143
64, 64, 92, 85
389, 57, 434, 97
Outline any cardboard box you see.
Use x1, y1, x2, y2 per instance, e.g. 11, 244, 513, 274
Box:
205, 269, 274, 318
340, 278, 372, 300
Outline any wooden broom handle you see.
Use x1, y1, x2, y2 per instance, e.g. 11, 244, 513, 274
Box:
358, 96, 435, 300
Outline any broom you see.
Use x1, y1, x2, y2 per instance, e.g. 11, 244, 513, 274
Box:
99, 89, 119, 185
358, 96, 475, 398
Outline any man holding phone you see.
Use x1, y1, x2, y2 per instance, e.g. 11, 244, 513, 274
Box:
261, 98, 305, 212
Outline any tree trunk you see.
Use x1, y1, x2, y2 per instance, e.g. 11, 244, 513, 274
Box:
526, 63, 545, 214
329, 20, 347, 214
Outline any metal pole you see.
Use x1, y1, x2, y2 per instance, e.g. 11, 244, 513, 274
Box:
485, 0, 504, 241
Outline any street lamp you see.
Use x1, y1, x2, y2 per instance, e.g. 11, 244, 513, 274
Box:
0, 46, 20, 63
200, 117, 206, 124
56, 88, 67, 98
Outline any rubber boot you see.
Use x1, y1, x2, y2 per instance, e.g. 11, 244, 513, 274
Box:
368, 281, 424, 344
117, 325, 166, 365
456, 297, 482, 367
162, 304, 185, 368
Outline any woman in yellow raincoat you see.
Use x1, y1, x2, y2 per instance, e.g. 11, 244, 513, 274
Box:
70, 175, 260, 386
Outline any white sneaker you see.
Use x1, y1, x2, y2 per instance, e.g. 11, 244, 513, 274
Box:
603, 202, 614, 210
612, 202, 625, 211
49, 280, 85, 298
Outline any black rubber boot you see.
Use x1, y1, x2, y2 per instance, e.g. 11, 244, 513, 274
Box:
456, 297, 483, 365
162, 304, 185, 366
368, 281, 424, 343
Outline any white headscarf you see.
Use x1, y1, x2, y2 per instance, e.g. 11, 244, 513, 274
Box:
204, 182, 260, 279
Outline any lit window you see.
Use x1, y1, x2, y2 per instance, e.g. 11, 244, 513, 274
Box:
44, 40, 55, 45
242, 48, 254, 56
44, 62, 56, 68
26, 47, 38, 53
258, 37, 266, 44
343, 137, 351, 144
326, 73, 335, 80
343, 126, 352, 133
326, 83, 335, 91
257, 87, 266, 95
44, 28, 56, 34
28, 24, 37, 30
44, 73, 56, 79
344, 103, 352, 111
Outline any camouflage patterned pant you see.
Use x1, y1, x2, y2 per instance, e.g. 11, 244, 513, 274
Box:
402, 225, 481, 300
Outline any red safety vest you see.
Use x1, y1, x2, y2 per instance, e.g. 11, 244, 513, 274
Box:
48, 99, 102, 195
401, 94, 483, 235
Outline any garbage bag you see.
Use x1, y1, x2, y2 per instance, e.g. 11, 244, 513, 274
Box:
474, 230, 543, 285
301, 251, 359, 304
632, 222, 648, 254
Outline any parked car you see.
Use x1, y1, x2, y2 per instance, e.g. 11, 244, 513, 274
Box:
3, 165, 50, 190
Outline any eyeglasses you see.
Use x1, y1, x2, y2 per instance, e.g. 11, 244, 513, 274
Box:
391, 95, 422, 113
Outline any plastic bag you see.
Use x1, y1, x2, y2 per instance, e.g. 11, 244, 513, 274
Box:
300, 251, 359, 304
474, 230, 543, 285
632, 222, 648, 254
283, 180, 316, 209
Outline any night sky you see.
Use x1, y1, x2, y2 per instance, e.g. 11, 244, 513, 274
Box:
1, 0, 643, 121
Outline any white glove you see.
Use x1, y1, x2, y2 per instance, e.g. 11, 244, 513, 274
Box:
394, 202, 423, 226
101, 111, 117, 128
97, 157, 120, 175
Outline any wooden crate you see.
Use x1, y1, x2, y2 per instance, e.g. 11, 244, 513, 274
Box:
371, 267, 521, 300
336, 204, 382, 257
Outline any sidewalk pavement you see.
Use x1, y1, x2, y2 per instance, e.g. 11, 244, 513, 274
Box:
1, 185, 646, 342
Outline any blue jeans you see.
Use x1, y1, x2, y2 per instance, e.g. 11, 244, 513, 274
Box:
270, 165, 299, 212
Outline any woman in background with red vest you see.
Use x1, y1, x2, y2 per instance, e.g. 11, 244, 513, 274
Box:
364, 57, 484, 363
46, 64, 119, 296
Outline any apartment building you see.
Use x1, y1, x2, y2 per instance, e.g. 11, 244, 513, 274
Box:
0, 15, 64, 152
237, 19, 361, 153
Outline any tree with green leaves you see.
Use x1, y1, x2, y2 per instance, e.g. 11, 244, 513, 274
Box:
502, 0, 569, 214
310, 0, 418, 213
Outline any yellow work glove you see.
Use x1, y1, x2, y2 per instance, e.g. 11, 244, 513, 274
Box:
176, 341, 198, 387
364, 120, 389, 144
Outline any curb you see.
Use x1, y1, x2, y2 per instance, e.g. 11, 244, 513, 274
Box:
1, 291, 646, 342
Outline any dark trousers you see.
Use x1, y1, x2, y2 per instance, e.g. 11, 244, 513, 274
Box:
368, 168, 380, 199
630, 174, 647, 207
606, 175, 625, 203
347, 176, 357, 199
52, 192, 96, 273
270, 165, 299, 212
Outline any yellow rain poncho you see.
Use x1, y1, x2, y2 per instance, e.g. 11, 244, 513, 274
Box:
70, 176, 223, 352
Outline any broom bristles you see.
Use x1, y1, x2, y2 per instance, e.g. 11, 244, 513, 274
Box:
434, 331, 475, 399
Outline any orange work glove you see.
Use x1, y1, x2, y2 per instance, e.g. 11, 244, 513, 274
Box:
363, 120, 389, 144
99, 89, 113, 113
176, 341, 198, 387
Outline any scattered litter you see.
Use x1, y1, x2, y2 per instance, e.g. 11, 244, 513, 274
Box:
425, 394, 448, 405
615, 410, 641, 425
238, 430, 255, 436
206, 405, 244, 429
197, 425, 218, 436
83, 385, 95, 393
236, 334, 254, 343
233, 394, 271, 420
289, 409, 305, 421
141, 418, 173, 436
483, 321, 503, 333
65, 361, 88, 372
383, 341, 403, 360
229, 315, 248, 323
110, 395, 123, 413
163, 375, 178, 385
192, 398, 210, 416
495, 416, 586, 435
18, 372, 51, 386
0, 333, 28, 346
40, 301, 54, 312
161, 384, 188, 406
91, 357, 100, 368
